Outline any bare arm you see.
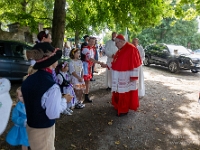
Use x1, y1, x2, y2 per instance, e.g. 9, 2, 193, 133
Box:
89, 58, 101, 64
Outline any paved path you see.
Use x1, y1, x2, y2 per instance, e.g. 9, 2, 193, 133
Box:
90, 56, 108, 91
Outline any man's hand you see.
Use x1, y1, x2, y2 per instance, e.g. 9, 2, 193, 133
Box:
99, 62, 108, 68
63, 94, 74, 102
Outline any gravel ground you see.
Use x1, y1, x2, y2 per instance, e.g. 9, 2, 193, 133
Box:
1, 57, 200, 150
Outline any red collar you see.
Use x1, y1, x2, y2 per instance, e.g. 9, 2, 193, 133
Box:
84, 45, 95, 50
43, 68, 52, 74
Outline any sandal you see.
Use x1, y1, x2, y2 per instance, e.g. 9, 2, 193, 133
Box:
75, 103, 84, 109
63, 110, 72, 115
66, 108, 73, 113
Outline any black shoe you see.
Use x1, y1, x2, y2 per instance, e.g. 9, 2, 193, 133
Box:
117, 113, 128, 117
87, 99, 93, 103
106, 87, 111, 91
85, 94, 93, 103
90, 78, 95, 81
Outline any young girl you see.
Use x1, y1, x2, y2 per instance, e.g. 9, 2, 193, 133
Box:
56, 61, 76, 115
6, 87, 29, 150
69, 48, 86, 108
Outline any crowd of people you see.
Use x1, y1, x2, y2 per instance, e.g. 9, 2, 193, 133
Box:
0, 30, 146, 150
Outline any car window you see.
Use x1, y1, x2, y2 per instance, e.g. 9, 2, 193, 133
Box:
151, 44, 167, 53
145, 45, 152, 51
167, 45, 190, 55
195, 49, 200, 53
24, 45, 32, 51
0, 43, 6, 56
11, 44, 24, 57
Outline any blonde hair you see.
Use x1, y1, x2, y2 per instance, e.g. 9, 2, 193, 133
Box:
28, 66, 37, 75
16, 86, 21, 101
23, 66, 37, 81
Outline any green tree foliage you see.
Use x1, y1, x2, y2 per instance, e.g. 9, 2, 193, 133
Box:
134, 18, 200, 50
102, 31, 112, 44
0, 0, 54, 32
1, 0, 200, 49
65, 0, 173, 45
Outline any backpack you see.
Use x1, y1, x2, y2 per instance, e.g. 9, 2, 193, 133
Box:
80, 49, 85, 61
81, 42, 88, 61
58, 73, 70, 93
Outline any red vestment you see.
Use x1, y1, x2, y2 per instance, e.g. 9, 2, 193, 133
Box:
111, 42, 141, 115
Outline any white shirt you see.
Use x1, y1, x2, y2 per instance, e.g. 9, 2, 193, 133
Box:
82, 47, 95, 60
41, 84, 67, 119
137, 45, 145, 61
104, 40, 118, 64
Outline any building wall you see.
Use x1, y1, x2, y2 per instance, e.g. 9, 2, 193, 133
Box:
0, 24, 36, 44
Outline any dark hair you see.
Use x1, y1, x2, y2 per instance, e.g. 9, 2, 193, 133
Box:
69, 48, 79, 59
83, 35, 89, 39
36, 31, 49, 43
55, 61, 68, 74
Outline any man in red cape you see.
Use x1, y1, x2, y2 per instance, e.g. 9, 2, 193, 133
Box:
102, 34, 141, 116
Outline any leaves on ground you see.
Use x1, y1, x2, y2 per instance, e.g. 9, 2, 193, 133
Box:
108, 120, 113, 125
71, 144, 76, 148
115, 141, 120, 145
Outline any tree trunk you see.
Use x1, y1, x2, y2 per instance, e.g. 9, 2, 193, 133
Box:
21, 0, 27, 12
75, 30, 80, 48
52, 0, 66, 49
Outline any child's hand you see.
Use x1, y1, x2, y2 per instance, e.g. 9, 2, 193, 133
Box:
63, 94, 73, 102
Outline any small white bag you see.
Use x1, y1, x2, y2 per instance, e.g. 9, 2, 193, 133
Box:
0, 78, 12, 135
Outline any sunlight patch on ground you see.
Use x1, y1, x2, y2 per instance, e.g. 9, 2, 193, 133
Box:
182, 128, 199, 145
176, 120, 184, 126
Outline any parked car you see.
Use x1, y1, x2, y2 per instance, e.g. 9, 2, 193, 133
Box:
187, 49, 194, 54
144, 43, 200, 73
0, 40, 33, 80
193, 49, 200, 55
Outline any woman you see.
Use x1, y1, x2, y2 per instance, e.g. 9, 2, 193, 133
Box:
63, 42, 71, 58
36, 30, 52, 44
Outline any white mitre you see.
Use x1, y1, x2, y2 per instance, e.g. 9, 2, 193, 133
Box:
0, 78, 12, 135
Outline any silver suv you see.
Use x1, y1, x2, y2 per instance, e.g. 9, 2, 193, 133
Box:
0, 40, 33, 80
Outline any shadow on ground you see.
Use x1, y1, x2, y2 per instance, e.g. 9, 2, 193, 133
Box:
1, 66, 200, 150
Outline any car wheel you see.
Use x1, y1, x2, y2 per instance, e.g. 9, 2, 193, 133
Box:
191, 69, 198, 73
143, 56, 150, 66
168, 61, 179, 73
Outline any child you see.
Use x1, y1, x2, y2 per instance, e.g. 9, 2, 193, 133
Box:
56, 61, 76, 115
23, 60, 37, 81
23, 62, 37, 81
6, 87, 29, 150
69, 48, 86, 108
